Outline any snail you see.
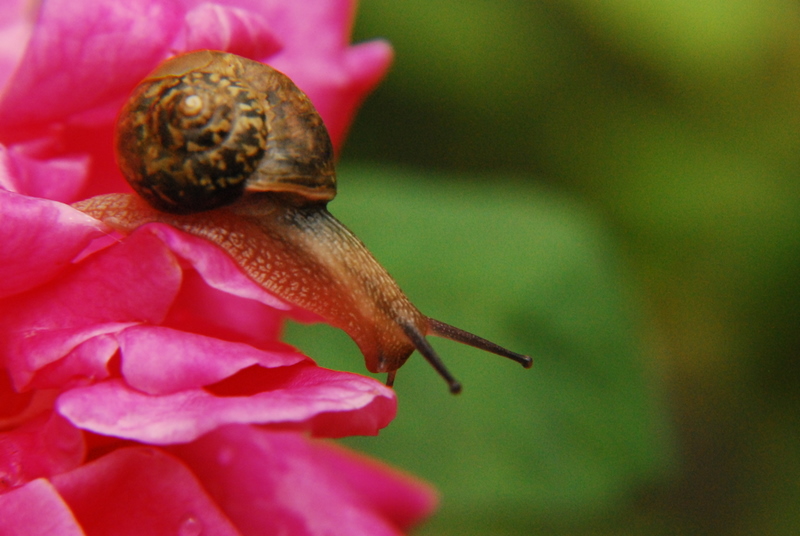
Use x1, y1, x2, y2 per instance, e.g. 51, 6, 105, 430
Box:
74, 50, 531, 393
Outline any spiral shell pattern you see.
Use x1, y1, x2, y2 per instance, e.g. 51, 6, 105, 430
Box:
116, 69, 267, 213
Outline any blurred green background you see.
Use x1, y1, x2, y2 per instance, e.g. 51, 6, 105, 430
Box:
285, 1, 800, 534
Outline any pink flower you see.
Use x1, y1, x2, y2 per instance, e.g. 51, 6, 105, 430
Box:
0, 0, 436, 534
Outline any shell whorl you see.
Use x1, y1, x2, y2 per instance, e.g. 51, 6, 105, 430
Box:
117, 68, 267, 213
115, 51, 337, 214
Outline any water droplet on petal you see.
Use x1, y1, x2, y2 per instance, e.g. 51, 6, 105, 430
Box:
178, 515, 203, 536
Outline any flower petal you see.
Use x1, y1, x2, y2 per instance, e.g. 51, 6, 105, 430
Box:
308, 435, 438, 529
28, 335, 118, 391
171, 426, 437, 536
0, 412, 85, 490
118, 325, 307, 395
162, 268, 287, 348
0, 0, 181, 131
50, 447, 241, 536
0, 229, 181, 389
0, 191, 105, 298
0, 143, 89, 201
0, 0, 36, 93
261, 0, 393, 147
171, 3, 282, 60
0, 479, 84, 536
57, 364, 396, 444
0, 367, 33, 421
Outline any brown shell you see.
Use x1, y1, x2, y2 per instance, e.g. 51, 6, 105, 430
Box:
115, 50, 336, 214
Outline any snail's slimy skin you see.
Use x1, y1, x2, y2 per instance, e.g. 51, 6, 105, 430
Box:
74, 191, 426, 376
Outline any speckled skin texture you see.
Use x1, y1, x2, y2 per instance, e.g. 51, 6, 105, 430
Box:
73, 192, 426, 373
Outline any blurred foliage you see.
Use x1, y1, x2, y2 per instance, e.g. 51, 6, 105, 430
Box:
295, 0, 800, 534
285, 166, 673, 533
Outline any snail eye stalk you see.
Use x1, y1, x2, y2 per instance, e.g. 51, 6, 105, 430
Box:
428, 318, 532, 368
394, 318, 531, 394
400, 321, 462, 394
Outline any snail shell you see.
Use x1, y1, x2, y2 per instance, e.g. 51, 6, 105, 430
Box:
76, 50, 531, 393
115, 50, 336, 213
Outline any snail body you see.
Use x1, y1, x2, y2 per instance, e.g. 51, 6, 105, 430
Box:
75, 50, 531, 392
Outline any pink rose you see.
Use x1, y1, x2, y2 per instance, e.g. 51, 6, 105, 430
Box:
0, 0, 436, 534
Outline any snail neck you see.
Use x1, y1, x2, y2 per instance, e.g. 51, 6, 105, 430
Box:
229, 192, 427, 373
